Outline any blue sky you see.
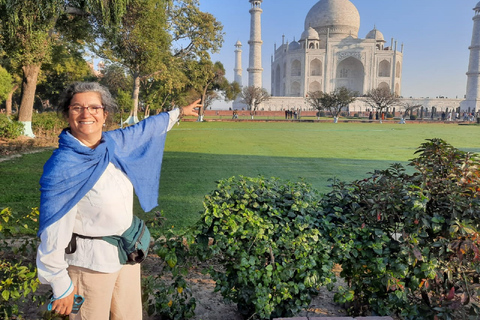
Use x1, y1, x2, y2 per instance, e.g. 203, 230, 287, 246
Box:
199, 0, 477, 107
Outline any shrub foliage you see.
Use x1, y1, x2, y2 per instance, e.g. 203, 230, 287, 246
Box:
0, 208, 42, 318
324, 139, 480, 319
0, 115, 23, 139
195, 176, 337, 319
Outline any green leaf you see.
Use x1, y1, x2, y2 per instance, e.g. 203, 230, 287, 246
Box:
2, 289, 10, 301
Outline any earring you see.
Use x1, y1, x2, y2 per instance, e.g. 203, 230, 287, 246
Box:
103, 123, 106, 127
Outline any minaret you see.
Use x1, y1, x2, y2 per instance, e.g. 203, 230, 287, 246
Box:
247, 0, 263, 88
462, 2, 480, 112
234, 41, 243, 87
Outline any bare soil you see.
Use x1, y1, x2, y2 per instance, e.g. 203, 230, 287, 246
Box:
141, 255, 349, 320
0, 136, 57, 160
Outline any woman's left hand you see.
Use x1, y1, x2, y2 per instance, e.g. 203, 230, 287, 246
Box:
181, 99, 202, 117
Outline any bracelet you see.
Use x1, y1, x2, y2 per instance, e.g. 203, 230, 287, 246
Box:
179, 107, 185, 119
47, 280, 73, 310
55, 280, 73, 300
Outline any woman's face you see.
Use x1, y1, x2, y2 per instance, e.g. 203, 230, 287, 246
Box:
68, 91, 108, 148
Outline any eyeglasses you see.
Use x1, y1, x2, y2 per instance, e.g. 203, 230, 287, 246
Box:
69, 105, 105, 115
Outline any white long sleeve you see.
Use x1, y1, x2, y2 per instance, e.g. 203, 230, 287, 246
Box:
36, 163, 134, 298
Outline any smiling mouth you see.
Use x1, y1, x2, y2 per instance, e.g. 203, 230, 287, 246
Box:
79, 121, 96, 125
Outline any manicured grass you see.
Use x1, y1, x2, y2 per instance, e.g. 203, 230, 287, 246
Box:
1, 121, 478, 231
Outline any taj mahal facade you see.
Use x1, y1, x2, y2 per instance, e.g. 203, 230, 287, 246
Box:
233, 0, 480, 116
271, 0, 402, 98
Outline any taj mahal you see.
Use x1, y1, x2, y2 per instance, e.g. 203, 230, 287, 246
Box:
232, 0, 480, 115
271, 0, 403, 98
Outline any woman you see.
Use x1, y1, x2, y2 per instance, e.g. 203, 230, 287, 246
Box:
36, 82, 200, 319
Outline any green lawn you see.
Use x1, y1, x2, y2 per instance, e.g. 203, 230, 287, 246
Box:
1, 121, 478, 231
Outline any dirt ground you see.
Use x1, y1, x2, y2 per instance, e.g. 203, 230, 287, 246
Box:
141, 256, 348, 320
0, 136, 57, 159
186, 269, 348, 320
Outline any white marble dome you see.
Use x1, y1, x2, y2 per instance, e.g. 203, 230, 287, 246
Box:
304, 0, 360, 39
366, 27, 385, 41
289, 40, 301, 50
300, 27, 320, 41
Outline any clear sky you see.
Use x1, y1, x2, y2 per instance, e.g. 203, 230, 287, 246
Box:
199, 0, 477, 108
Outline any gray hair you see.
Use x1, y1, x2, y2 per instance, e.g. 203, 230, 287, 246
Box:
58, 82, 117, 119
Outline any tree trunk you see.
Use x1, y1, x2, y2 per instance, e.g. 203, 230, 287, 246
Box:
19, 65, 41, 137
132, 74, 140, 119
125, 74, 141, 125
5, 84, 19, 116
197, 87, 208, 122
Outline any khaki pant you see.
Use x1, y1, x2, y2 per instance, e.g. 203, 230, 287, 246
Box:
68, 264, 142, 320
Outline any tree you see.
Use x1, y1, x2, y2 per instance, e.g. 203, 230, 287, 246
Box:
0, 0, 59, 136
0, 66, 13, 103
0, 0, 129, 136
364, 87, 399, 123
1, 44, 23, 116
240, 86, 270, 119
100, 63, 133, 100
305, 91, 325, 119
306, 87, 356, 123
187, 59, 240, 121
36, 41, 95, 111
141, 61, 190, 116
91, 0, 170, 124
399, 101, 422, 124
91, 0, 224, 124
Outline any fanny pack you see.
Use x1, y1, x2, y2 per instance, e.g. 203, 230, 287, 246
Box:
65, 216, 151, 265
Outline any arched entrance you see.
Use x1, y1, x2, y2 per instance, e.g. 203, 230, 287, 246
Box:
335, 57, 364, 94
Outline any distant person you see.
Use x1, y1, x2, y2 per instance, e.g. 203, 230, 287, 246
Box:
36, 82, 200, 319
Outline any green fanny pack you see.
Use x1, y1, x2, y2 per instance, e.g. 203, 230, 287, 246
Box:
65, 216, 151, 265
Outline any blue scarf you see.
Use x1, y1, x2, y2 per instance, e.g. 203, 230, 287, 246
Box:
38, 113, 169, 236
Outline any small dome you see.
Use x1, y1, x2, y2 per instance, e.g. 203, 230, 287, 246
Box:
366, 27, 385, 41
300, 27, 320, 41
235, 40, 242, 47
305, 0, 360, 39
476, 2, 480, 9
289, 40, 301, 50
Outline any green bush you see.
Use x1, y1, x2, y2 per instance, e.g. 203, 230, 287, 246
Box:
140, 212, 197, 320
196, 176, 336, 319
322, 165, 422, 317
322, 139, 480, 319
0, 115, 23, 139
32, 112, 66, 136
143, 230, 197, 320
0, 208, 43, 319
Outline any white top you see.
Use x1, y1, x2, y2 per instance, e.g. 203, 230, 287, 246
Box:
36, 109, 181, 299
